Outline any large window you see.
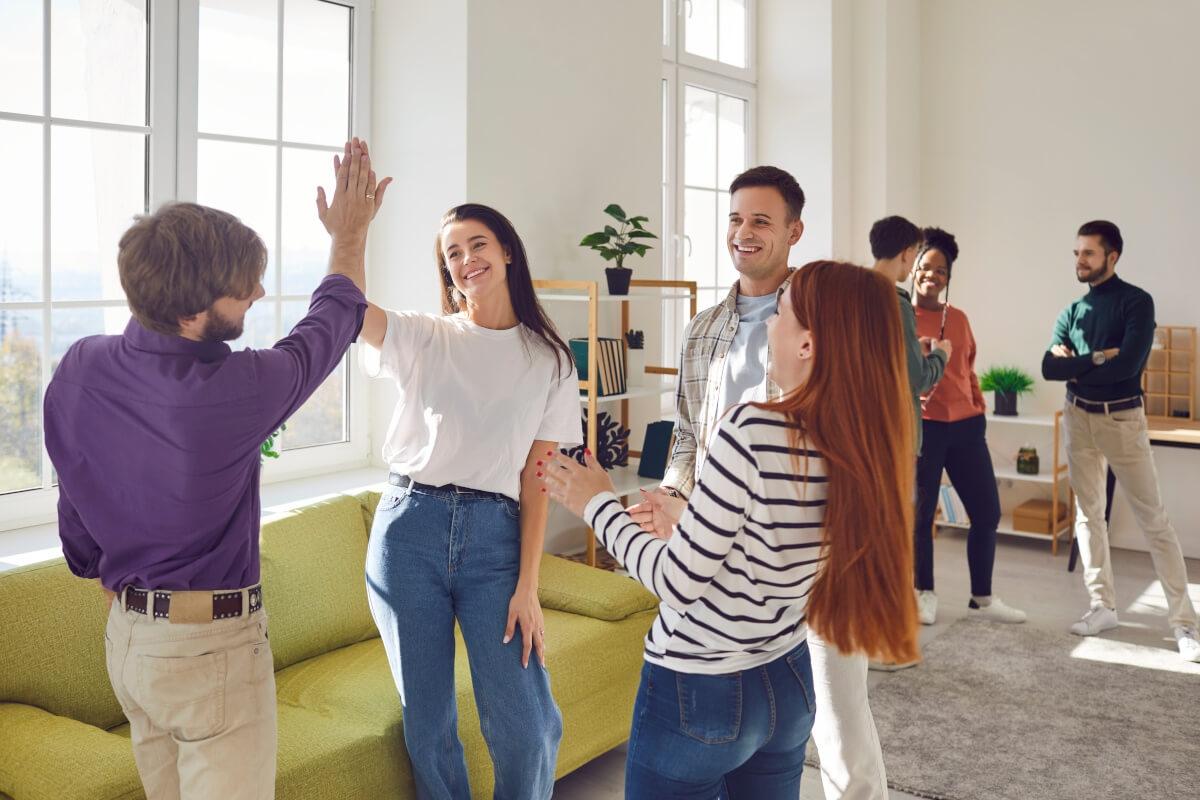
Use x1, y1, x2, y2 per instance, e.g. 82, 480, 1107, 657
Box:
0, 0, 371, 530
662, 0, 756, 315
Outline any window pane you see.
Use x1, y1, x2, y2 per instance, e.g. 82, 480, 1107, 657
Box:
51, 0, 147, 125
199, 0, 277, 139
0, 310, 43, 494
281, 147, 335, 295
0, 120, 44, 302
684, 188, 716, 290
716, 93, 746, 189
196, 138, 278, 293
283, 0, 350, 146
718, 0, 747, 68
280, 301, 346, 449
683, 85, 716, 188
0, 1, 43, 115
51, 127, 147, 301
685, 0, 717, 61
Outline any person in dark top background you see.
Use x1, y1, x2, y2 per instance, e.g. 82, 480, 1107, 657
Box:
1042, 220, 1199, 662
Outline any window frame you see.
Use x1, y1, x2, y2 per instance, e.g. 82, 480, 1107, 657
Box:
661, 0, 756, 362
0, 0, 374, 532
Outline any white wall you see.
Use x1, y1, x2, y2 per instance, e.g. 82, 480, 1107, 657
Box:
918, 0, 1200, 556
368, 0, 469, 461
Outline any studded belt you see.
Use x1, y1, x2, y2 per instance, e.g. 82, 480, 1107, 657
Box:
122, 585, 264, 624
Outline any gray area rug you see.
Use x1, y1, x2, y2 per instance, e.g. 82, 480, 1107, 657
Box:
812, 620, 1199, 800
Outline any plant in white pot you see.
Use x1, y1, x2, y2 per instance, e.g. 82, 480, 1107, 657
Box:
579, 204, 657, 295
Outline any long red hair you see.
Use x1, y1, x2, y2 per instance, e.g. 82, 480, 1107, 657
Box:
759, 261, 919, 663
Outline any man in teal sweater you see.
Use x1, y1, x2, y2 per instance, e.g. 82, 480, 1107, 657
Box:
870, 216, 951, 454
1043, 219, 1198, 662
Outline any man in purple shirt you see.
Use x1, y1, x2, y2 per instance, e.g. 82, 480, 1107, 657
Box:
43, 139, 390, 799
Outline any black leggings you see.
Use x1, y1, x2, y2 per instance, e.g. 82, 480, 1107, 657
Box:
914, 414, 999, 597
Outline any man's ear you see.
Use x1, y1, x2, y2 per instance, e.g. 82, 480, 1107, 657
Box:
788, 219, 805, 247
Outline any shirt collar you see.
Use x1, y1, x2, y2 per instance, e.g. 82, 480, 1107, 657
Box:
722, 267, 797, 313
123, 318, 232, 361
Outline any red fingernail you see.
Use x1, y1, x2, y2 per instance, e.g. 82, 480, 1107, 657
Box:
585, 449, 592, 456
536, 460, 543, 466
541, 488, 546, 493
537, 471, 543, 477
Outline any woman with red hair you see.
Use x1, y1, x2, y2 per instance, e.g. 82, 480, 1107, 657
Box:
543, 260, 918, 799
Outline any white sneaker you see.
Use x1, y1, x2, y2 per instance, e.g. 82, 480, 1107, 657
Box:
1069, 606, 1119, 636
967, 596, 1027, 624
917, 590, 937, 625
1175, 626, 1200, 663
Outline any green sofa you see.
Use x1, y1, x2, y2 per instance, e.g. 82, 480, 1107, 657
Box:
0, 490, 656, 799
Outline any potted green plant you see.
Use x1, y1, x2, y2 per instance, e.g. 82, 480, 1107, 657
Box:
979, 366, 1035, 416
579, 204, 657, 295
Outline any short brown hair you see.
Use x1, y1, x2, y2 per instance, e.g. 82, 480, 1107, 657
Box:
118, 203, 267, 335
728, 165, 806, 222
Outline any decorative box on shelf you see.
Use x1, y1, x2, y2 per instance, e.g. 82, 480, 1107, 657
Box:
1012, 499, 1069, 535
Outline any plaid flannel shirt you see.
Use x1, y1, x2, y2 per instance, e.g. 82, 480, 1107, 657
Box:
662, 270, 794, 498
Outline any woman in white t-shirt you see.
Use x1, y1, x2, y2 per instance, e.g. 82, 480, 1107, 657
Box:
359, 203, 581, 799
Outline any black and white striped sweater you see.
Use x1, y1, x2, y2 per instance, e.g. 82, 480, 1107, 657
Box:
584, 404, 827, 673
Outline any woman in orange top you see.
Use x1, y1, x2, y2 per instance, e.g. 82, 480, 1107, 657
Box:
912, 228, 1027, 626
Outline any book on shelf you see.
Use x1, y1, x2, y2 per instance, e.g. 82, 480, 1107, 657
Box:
569, 337, 627, 396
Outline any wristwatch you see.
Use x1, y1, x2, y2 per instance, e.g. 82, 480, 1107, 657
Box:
1091, 350, 1107, 366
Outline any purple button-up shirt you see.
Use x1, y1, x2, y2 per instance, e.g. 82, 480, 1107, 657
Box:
43, 274, 366, 592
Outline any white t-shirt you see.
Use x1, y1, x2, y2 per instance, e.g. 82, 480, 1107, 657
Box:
364, 310, 582, 500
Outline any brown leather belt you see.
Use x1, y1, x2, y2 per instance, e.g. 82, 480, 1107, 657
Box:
123, 585, 263, 624
1066, 391, 1143, 415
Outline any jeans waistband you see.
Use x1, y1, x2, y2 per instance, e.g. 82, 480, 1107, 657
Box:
389, 473, 512, 503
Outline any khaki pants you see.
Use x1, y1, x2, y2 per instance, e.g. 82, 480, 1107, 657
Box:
104, 597, 277, 800
1063, 403, 1198, 629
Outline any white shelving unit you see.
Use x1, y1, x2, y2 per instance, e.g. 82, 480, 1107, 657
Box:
937, 410, 1074, 554
535, 278, 698, 566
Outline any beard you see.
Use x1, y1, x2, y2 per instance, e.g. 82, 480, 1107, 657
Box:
201, 307, 245, 342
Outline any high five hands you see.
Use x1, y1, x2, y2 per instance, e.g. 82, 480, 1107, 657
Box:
316, 137, 393, 239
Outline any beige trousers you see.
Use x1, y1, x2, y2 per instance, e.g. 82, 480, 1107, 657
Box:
104, 598, 277, 800
1063, 403, 1197, 629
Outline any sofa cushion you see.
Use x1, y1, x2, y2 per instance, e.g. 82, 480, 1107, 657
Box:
258, 495, 379, 672
0, 561, 122, 729
0, 704, 142, 800
537, 553, 657, 621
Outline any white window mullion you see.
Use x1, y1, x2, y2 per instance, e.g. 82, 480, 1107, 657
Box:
149, 0, 180, 209
175, 0, 200, 202
39, 0, 53, 495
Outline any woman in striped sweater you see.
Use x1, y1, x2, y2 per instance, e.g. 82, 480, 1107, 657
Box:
543, 260, 919, 799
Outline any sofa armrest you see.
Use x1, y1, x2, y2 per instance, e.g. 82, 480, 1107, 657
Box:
537, 554, 657, 621
0, 703, 143, 800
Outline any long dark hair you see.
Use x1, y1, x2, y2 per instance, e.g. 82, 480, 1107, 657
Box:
434, 203, 574, 378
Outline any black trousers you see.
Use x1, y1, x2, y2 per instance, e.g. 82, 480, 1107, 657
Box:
914, 414, 1000, 597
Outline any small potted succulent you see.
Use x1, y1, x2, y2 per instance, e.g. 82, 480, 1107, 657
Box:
579, 204, 657, 295
625, 329, 646, 387
979, 366, 1035, 416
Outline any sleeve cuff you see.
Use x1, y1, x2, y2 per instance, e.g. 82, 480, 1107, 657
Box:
585, 491, 620, 530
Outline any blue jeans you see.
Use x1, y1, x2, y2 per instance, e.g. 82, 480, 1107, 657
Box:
625, 641, 817, 799
365, 483, 563, 800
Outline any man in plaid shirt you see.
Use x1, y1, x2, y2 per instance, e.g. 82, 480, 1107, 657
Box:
629, 165, 893, 800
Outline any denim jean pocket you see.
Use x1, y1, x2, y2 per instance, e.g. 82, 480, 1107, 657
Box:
500, 497, 521, 520
377, 486, 411, 513
138, 650, 228, 741
676, 671, 742, 744
785, 642, 817, 715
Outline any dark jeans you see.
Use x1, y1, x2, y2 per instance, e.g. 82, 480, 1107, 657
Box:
624, 641, 816, 800
914, 414, 1000, 597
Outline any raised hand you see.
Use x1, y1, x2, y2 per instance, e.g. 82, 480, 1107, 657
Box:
316, 137, 393, 240
627, 488, 685, 539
